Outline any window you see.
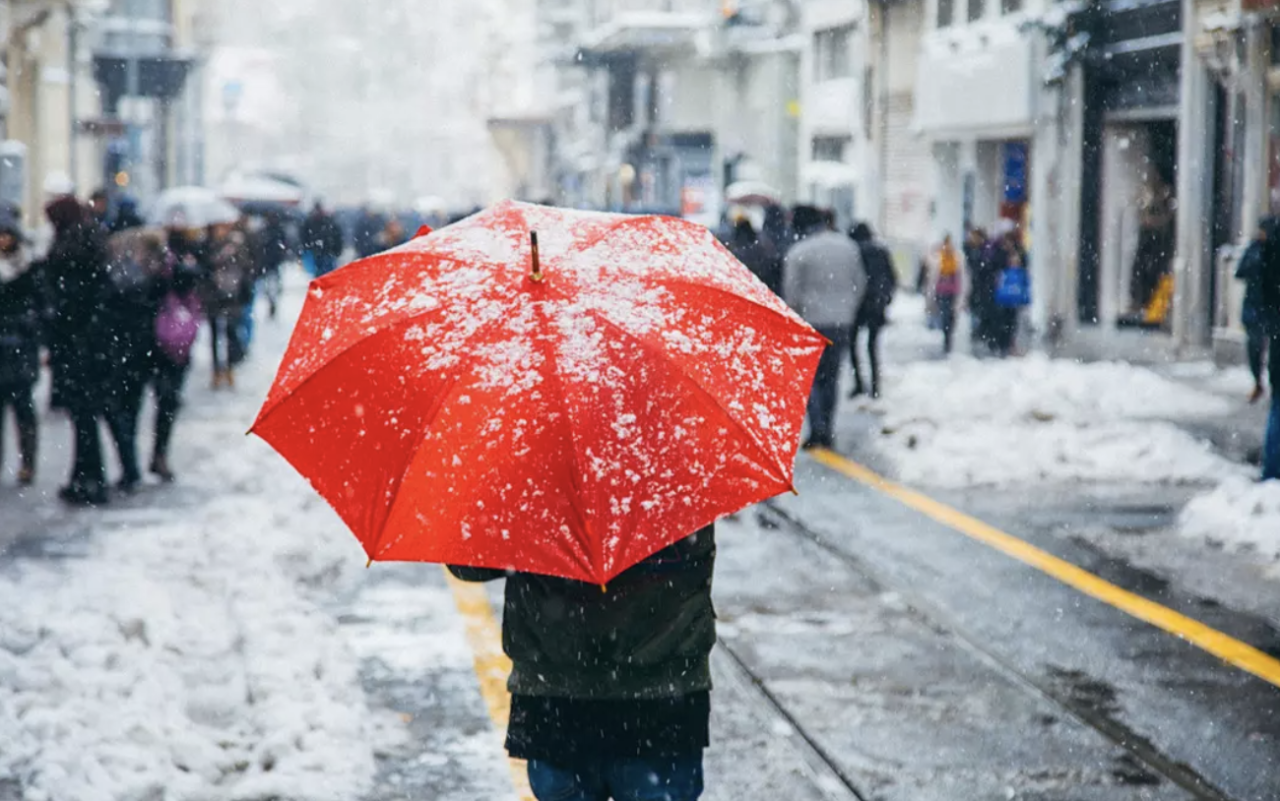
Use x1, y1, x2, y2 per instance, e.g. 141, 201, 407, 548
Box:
812, 136, 850, 162
1001, 0, 1023, 13
813, 24, 854, 82
967, 0, 985, 22
937, 0, 955, 27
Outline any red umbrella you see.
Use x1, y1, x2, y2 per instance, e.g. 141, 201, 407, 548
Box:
251, 201, 825, 584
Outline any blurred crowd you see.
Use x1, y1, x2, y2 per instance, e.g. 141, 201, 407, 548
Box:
0, 187, 302, 506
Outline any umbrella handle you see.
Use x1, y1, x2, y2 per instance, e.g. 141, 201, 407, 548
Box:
530, 231, 544, 283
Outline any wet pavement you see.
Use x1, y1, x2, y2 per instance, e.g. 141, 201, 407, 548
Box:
3, 284, 1280, 800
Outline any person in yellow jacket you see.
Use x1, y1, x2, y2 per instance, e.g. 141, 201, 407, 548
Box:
935, 234, 962, 354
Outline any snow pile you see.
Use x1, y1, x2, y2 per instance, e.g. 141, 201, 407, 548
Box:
1180, 478, 1280, 561
873, 354, 1243, 487
0, 280, 400, 800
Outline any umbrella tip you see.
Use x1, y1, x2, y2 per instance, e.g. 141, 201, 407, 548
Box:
530, 231, 544, 283
366, 557, 373, 569
600, 583, 607, 594
789, 484, 799, 496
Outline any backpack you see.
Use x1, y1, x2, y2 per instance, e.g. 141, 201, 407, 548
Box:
155, 291, 201, 365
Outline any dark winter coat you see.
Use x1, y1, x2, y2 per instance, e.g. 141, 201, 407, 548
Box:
353, 212, 385, 259
202, 231, 255, 316
43, 198, 112, 414
301, 211, 344, 259
450, 526, 717, 700
0, 250, 42, 388
1255, 218, 1280, 336
256, 218, 290, 272
103, 228, 169, 389
1236, 240, 1269, 334
727, 226, 782, 296
856, 240, 896, 326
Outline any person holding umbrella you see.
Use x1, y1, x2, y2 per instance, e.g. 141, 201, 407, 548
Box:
449, 526, 716, 801
250, 202, 828, 801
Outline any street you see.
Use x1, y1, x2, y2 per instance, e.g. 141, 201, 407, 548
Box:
2, 269, 1279, 801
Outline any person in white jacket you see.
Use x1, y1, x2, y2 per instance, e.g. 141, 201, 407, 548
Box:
782, 206, 866, 449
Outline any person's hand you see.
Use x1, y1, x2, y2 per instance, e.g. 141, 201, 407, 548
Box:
1250, 384, 1266, 405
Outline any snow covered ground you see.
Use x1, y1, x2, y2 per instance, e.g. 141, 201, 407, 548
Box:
0, 272, 511, 801
870, 300, 1241, 488
1180, 478, 1280, 566
874, 294, 1280, 572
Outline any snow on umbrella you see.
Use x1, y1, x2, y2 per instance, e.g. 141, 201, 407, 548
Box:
148, 186, 242, 229
724, 180, 782, 206
220, 173, 306, 207
251, 201, 826, 584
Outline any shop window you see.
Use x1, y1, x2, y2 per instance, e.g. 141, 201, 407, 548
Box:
937, 0, 955, 27
813, 24, 854, 82
968, 0, 986, 22
812, 136, 850, 162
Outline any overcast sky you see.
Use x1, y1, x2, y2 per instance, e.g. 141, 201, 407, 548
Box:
204, 0, 536, 209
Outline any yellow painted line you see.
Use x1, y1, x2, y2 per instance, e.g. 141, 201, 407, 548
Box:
443, 569, 535, 801
808, 448, 1280, 690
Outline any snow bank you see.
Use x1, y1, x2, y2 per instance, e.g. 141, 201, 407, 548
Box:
1180, 478, 1280, 561
872, 354, 1242, 488
0, 281, 398, 801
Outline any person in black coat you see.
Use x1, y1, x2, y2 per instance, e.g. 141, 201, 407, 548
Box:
300, 203, 344, 276
726, 218, 781, 296
849, 222, 896, 399
43, 196, 112, 505
0, 220, 41, 486
102, 228, 169, 492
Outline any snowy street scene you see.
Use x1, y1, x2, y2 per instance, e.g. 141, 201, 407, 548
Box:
5, 1, 1280, 801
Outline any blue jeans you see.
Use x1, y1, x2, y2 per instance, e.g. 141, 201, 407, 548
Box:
527, 755, 704, 801
1265, 398, 1280, 481
807, 325, 851, 447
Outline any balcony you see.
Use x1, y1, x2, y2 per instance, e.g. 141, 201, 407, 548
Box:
579, 11, 709, 59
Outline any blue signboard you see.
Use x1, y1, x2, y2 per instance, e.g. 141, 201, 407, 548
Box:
1003, 142, 1028, 204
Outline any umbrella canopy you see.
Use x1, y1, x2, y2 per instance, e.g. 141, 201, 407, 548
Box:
221, 173, 306, 207
725, 180, 781, 206
148, 186, 242, 229
251, 201, 826, 584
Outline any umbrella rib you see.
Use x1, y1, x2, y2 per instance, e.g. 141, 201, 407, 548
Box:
657, 275, 823, 342
582, 310, 794, 487
533, 301, 601, 582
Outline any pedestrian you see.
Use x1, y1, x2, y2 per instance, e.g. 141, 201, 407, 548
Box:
448, 524, 716, 801
782, 204, 866, 450
848, 222, 895, 399
935, 233, 963, 355
726, 217, 781, 296
378, 216, 408, 252
102, 227, 167, 492
1237, 220, 1272, 405
991, 224, 1030, 357
761, 204, 793, 258
301, 202, 344, 277
353, 205, 385, 259
0, 217, 40, 486
149, 248, 203, 482
1259, 218, 1280, 481
203, 220, 254, 389
965, 227, 995, 353
256, 211, 289, 320
42, 195, 112, 505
